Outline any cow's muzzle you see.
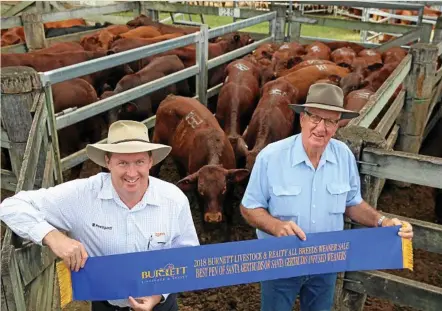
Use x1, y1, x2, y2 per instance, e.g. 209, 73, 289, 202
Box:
204, 212, 223, 223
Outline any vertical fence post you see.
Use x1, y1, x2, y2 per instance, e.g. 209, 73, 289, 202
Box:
21, 12, 47, 51
41, 81, 64, 185
396, 44, 437, 161
332, 126, 386, 311
196, 24, 209, 106
270, 2, 286, 43
1, 67, 35, 181
433, 16, 442, 44
134, 2, 141, 17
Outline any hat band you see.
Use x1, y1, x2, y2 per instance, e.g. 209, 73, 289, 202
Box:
112, 138, 150, 144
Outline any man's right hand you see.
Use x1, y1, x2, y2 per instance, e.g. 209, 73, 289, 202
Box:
272, 220, 307, 241
43, 230, 88, 272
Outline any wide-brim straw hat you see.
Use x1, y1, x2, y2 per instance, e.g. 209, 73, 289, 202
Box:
289, 83, 360, 120
86, 120, 171, 168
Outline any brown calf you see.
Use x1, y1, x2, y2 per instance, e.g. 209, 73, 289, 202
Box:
243, 78, 299, 171
215, 59, 261, 161
152, 95, 249, 241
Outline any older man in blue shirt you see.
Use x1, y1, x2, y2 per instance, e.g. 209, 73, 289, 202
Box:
240, 83, 413, 311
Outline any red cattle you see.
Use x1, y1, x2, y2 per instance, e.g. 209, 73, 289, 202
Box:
271, 41, 306, 75
382, 46, 407, 65
331, 47, 356, 68
80, 25, 131, 51
100, 55, 191, 122
151, 95, 249, 240
1, 27, 25, 46
127, 14, 200, 35
1, 50, 131, 93
339, 89, 374, 127
243, 78, 299, 170
109, 33, 184, 54
362, 62, 397, 92
358, 49, 383, 69
118, 26, 162, 39
302, 41, 331, 60
31, 42, 84, 54
283, 64, 350, 102
52, 78, 106, 180
242, 54, 275, 87
325, 41, 366, 54
215, 59, 261, 161
44, 18, 86, 29
277, 59, 335, 77
252, 42, 280, 60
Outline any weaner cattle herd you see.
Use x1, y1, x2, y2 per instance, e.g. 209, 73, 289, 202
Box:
1, 14, 441, 239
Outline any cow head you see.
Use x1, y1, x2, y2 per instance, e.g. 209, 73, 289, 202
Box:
126, 14, 152, 28
176, 165, 250, 223
339, 71, 365, 96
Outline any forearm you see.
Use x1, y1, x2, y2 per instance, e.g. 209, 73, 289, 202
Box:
0, 196, 58, 245
240, 205, 281, 236
345, 200, 383, 227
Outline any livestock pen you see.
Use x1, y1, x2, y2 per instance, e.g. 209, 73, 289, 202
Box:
1, 1, 442, 311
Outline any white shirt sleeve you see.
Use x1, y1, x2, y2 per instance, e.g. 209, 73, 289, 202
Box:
0, 179, 86, 245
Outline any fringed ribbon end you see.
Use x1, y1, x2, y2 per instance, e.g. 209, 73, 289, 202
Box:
401, 225, 414, 271
56, 261, 73, 309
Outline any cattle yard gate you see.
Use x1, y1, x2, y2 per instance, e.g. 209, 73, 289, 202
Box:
1, 1, 442, 311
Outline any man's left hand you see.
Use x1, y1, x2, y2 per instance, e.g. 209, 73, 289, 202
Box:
128, 295, 162, 311
382, 217, 413, 240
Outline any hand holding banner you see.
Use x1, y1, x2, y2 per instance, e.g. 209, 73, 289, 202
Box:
56, 226, 412, 307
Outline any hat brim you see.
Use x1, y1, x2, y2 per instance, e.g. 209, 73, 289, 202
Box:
86, 141, 172, 168
289, 102, 360, 120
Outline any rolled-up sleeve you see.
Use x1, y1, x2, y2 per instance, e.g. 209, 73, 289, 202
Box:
346, 152, 363, 207
241, 151, 270, 209
0, 179, 83, 245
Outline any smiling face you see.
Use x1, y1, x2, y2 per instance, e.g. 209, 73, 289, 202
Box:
105, 152, 153, 200
300, 107, 341, 150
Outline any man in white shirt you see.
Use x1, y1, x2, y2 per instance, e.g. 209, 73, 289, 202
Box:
0, 120, 200, 311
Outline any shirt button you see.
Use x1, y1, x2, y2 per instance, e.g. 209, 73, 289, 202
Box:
312, 220, 316, 224
313, 204, 316, 208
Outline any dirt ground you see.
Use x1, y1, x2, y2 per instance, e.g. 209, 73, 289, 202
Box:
59, 121, 442, 311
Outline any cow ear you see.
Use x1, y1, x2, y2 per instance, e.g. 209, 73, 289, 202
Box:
176, 172, 198, 192
226, 169, 250, 183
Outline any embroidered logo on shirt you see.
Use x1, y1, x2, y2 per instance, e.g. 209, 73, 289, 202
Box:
92, 223, 112, 230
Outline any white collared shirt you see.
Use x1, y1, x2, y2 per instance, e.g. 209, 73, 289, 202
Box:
0, 172, 200, 307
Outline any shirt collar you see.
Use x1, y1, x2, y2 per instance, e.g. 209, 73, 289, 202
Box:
98, 175, 161, 207
291, 133, 337, 167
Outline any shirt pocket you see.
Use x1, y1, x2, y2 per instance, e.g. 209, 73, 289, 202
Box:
147, 233, 170, 251
326, 183, 350, 214
270, 185, 302, 226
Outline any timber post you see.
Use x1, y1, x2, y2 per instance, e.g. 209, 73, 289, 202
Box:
434, 16, 442, 44
332, 125, 387, 311
21, 12, 47, 51
396, 43, 438, 185
1, 67, 38, 182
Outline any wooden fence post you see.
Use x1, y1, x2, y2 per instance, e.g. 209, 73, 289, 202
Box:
21, 12, 47, 51
332, 126, 386, 311
1, 67, 47, 188
396, 44, 437, 165
434, 16, 442, 44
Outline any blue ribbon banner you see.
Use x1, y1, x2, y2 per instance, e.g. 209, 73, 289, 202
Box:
57, 226, 412, 304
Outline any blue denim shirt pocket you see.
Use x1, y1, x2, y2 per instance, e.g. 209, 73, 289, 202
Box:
326, 183, 350, 231
270, 185, 302, 227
